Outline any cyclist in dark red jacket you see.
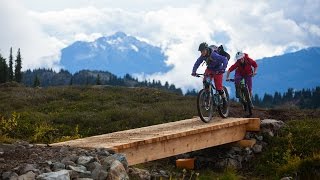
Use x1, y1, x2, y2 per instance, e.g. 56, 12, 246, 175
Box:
226, 52, 258, 98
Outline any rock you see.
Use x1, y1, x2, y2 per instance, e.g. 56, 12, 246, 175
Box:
29, 153, 38, 159
0, 148, 4, 155
21, 164, 37, 174
280, 177, 293, 180
17, 171, 36, 180
227, 158, 242, 169
128, 168, 151, 180
2, 171, 18, 180
100, 156, 116, 170
59, 146, 69, 154
256, 135, 263, 141
107, 160, 129, 180
110, 154, 128, 170
252, 144, 263, 153
91, 165, 108, 180
51, 162, 66, 171
77, 156, 95, 166
0, 158, 5, 163
87, 162, 102, 172
37, 170, 70, 180
261, 119, 285, 136
68, 165, 91, 178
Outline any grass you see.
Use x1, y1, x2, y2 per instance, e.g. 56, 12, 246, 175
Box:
0, 85, 197, 143
252, 118, 320, 179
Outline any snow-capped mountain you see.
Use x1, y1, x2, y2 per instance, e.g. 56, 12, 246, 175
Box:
59, 32, 171, 76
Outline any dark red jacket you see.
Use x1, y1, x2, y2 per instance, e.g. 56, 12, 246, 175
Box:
228, 53, 257, 76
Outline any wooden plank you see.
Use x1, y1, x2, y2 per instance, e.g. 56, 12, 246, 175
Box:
51, 117, 260, 165
235, 139, 257, 148
246, 118, 261, 131
118, 124, 247, 165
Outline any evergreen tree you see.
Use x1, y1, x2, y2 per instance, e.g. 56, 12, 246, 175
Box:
0, 53, 8, 83
33, 75, 40, 87
96, 74, 101, 85
14, 48, 22, 82
273, 91, 282, 105
8, 47, 14, 81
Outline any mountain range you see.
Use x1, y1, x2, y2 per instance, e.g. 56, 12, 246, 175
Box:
59, 32, 320, 97
60, 32, 172, 76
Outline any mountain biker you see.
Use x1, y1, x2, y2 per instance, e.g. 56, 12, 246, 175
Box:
191, 42, 229, 107
226, 51, 258, 100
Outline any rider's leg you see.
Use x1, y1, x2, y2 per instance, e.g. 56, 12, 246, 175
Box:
213, 73, 227, 108
245, 76, 254, 108
203, 68, 211, 90
234, 74, 242, 98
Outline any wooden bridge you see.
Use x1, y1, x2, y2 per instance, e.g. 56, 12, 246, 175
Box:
52, 117, 260, 165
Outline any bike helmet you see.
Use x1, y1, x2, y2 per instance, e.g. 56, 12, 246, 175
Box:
235, 51, 245, 60
198, 42, 208, 51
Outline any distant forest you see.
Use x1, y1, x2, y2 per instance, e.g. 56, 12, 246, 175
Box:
1, 48, 319, 109
186, 87, 320, 109
22, 68, 183, 95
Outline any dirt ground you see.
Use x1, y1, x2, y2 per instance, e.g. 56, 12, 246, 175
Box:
1, 104, 319, 174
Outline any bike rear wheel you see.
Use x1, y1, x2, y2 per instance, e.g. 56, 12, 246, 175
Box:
218, 86, 230, 118
197, 89, 214, 123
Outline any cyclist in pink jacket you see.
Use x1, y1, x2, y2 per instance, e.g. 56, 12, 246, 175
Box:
226, 51, 258, 98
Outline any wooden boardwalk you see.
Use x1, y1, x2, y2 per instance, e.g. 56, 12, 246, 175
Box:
52, 117, 260, 165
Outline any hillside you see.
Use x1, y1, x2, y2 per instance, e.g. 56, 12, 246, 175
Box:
0, 83, 195, 142
254, 47, 320, 96
1, 84, 320, 179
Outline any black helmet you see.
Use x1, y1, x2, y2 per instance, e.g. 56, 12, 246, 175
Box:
198, 42, 208, 51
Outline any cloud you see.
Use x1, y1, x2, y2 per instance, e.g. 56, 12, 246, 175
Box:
0, 0, 65, 70
1, 0, 319, 92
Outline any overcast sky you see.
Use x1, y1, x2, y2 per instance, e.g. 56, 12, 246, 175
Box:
0, 0, 319, 91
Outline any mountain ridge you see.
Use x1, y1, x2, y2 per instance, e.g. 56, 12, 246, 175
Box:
60, 31, 172, 76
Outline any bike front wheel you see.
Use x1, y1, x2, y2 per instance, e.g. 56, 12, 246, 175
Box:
197, 89, 214, 123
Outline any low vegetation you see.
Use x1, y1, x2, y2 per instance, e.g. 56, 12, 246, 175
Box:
1, 84, 319, 179
252, 118, 320, 179
0, 84, 196, 143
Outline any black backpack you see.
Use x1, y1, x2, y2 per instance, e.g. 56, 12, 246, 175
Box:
217, 45, 230, 60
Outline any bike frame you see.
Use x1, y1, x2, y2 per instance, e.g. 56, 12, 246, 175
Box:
195, 73, 229, 122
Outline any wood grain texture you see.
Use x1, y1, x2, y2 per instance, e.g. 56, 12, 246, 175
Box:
51, 117, 260, 165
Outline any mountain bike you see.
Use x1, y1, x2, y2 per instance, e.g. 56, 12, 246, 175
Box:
195, 73, 229, 123
227, 76, 253, 117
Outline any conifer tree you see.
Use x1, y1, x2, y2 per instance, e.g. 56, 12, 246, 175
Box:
8, 47, 14, 81
14, 48, 22, 82
33, 75, 40, 87
0, 53, 8, 83
96, 74, 101, 85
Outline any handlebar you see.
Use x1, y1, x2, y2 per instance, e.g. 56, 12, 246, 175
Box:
194, 73, 204, 77
226, 73, 257, 82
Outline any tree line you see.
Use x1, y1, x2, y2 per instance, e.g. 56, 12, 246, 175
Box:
252, 87, 320, 109
0, 48, 183, 94
186, 87, 320, 109
0, 48, 22, 83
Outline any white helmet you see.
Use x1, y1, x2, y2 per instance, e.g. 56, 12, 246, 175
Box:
235, 51, 245, 60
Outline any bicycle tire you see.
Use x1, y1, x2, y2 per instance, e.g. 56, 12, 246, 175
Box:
243, 86, 253, 116
197, 89, 214, 123
217, 86, 230, 118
